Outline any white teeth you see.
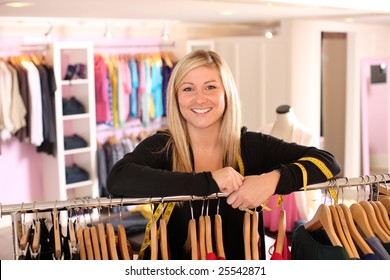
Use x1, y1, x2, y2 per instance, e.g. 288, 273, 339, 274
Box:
191, 108, 212, 114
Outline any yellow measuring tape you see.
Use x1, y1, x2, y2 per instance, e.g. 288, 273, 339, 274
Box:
137, 202, 175, 260
299, 157, 334, 180
294, 157, 334, 192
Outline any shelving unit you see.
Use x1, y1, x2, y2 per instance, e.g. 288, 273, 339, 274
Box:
42, 42, 98, 202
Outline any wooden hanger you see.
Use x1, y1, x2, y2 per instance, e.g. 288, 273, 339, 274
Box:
214, 198, 225, 259
251, 210, 259, 260
76, 226, 86, 260
19, 224, 31, 252
197, 200, 206, 260
106, 200, 119, 260
68, 219, 77, 250
183, 200, 198, 260
374, 201, 390, 232
159, 217, 169, 260
335, 205, 360, 259
106, 223, 119, 260
329, 205, 354, 258
304, 204, 342, 247
83, 227, 94, 260
380, 197, 390, 214
116, 199, 131, 260
370, 201, 390, 235
205, 200, 214, 255
350, 202, 375, 239
32, 218, 41, 254
243, 212, 251, 260
198, 214, 206, 260
205, 214, 213, 254
339, 203, 373, 256
359, 201, 390, 242
52, 209, 62, 260
189, 218, 198, 260
158, 202, 169, 260
90, 226, 101, 260
97, 223, 109, 260
96, 203, 109, 260
275, 209, 286, 255
118, 224, 130, 260
150, 219, 158, 260
214, 214, 225, 259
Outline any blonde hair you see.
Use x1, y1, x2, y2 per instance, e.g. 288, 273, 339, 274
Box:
165, 50, 242, 172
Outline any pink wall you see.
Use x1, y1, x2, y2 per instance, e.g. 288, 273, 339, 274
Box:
367, 83, 388, 154
361, 58, 390, 174
0, 139, 43, 204
0, 36, 167, 206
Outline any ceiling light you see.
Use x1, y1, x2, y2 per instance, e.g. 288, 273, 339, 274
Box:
161, 23, 170, 41
344, 18, 354, 23
4, 2, 34, 8
44, 22, 53, 40
104, 21, 112, 40
265, 31, 274, 39
219, 11, 234, 16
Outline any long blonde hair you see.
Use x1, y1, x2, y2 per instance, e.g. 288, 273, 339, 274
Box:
165, 50, 242, 172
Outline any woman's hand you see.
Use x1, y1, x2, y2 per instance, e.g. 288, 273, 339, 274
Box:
226, 170, 280, 210
211, 167, 244, 194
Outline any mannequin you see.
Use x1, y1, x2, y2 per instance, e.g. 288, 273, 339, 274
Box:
259, 105, 321, 233
269, 105, 296, 141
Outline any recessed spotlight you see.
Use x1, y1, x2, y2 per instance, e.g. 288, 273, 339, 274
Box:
344, 18, 354, 23
4, 2, 34, 8
219, 11, 234, 16
265, 31, 274, 39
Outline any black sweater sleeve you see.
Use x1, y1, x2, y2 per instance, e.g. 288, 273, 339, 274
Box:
240, 130, 341, 195
106, 132, 220, 198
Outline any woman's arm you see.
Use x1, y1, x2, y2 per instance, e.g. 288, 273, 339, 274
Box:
106, 133, 220, 198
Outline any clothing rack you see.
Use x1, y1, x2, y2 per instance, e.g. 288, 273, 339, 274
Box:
1, 174, 389, 217
1, 173, 389, 260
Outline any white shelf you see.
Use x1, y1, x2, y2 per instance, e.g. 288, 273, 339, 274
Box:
42, 42, 99, 202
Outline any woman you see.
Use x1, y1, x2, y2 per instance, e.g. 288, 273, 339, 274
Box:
107, 50, 341, 259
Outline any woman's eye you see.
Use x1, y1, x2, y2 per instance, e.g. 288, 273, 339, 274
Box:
182, 87, 193, 92
206, 85, 216, 90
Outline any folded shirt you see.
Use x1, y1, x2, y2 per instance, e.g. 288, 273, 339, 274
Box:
62, 97, 86, 115
65, 164, 89, 184
64, 134, 88, 150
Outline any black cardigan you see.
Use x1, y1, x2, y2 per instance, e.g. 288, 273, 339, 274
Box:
107, 127, 341, 259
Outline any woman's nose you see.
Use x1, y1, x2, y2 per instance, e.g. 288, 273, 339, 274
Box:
194, 90, 207, 103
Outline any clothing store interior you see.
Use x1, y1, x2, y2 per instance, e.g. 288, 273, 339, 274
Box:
1, 0, 390, 261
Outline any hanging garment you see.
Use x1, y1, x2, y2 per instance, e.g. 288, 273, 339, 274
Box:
270, 234, 291, 260
291, 224, 350, 260
94, 54, 111, 123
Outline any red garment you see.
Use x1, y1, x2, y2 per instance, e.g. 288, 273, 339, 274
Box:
206, 252, 218, 260
270, 234, 291, 260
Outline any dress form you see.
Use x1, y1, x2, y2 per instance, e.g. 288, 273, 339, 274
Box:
260, 105, 321, 234
270, 105, 295, 141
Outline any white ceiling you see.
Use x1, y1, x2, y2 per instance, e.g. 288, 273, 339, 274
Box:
1, 0, 390, 26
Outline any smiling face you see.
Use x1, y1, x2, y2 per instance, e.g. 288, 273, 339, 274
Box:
177, 65, 226, 133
